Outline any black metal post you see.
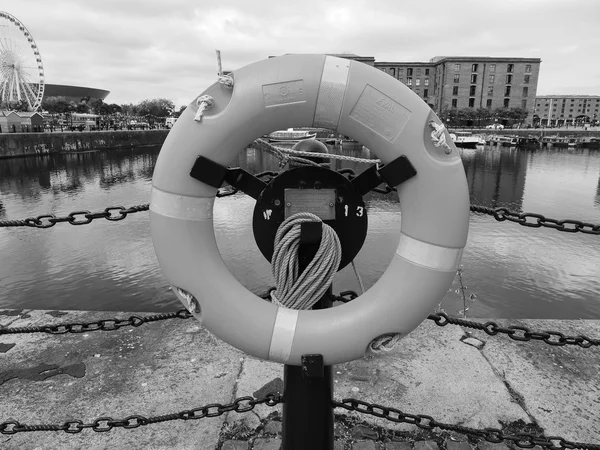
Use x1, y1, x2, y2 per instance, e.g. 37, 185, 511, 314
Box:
282, 221, 334, 450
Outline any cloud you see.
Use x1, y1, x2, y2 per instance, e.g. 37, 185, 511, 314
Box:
3, 0, 599, 107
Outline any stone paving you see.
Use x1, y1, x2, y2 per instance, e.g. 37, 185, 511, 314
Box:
219, 418, 517, 450
1, 309, 599, 449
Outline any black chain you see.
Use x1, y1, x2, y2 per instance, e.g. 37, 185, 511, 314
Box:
0, 394, 282, 435
2, 306, 599, 350
470, 205, 600, 235
0, 309, 192, 335
0, 204, 150, 229
427, 312, 600, 348
332, 398, 600, 450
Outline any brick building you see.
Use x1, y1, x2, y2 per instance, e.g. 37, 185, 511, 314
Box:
375, 56, 541, 124
372, 61, 436, 108
533, 95, 600, 126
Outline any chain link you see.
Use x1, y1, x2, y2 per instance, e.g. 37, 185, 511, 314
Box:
470, 205, 600, 235
427, 312, 600, 348
332, 398, 600, 450
0, 309, 192, 335
0, 394, 282, 435
1, 204, 150, 229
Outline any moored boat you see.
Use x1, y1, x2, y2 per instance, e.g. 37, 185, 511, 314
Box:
449, 131, 485, 149
268, 128, 317, 143
514, 136, 540, 148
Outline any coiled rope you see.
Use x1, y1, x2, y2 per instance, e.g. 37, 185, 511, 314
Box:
270, 213, 341, 310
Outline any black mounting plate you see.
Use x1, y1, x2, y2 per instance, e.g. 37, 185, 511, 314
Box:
252, 166, 368, 271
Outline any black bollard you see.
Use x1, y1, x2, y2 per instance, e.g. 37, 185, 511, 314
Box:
282, 221, 334, 450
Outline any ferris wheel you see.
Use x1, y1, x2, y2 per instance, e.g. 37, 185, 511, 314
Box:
0, 11, 44, 111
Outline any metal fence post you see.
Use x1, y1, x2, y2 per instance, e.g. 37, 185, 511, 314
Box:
281, 221, 334, 450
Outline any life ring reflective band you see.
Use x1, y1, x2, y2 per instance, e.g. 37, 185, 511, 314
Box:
150, 54, 470, 366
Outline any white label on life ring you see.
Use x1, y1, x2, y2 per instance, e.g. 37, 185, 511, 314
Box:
396, 233, 463, 272
314, 56, 350, 130
150, 187, 214, 220
268, 307, 299, 363
349, 85, 411, 143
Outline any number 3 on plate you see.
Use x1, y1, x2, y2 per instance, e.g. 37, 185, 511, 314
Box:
344, 205, 364, 217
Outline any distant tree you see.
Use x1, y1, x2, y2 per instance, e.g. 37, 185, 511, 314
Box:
107, 104, 122, 114
42, 96, 71, 114
119, 103, 137, 116
457, 108, 477, 125
476, 107, 491, 126
493, 107, 510, 121
90, 99, 111, 116
1, 98, 30, 112
135, 98, 175, 118
76, 103, 90, 113
508, 107, 529, 125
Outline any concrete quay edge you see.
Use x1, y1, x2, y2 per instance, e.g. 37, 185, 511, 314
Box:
1, 308, 598, 449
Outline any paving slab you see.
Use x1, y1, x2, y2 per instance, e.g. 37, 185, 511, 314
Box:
327, 319, 530, 432
479, 318, 600, 443
0, 309, 243, 450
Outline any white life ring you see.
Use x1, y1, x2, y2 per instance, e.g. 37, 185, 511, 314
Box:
150, 54, 469, 365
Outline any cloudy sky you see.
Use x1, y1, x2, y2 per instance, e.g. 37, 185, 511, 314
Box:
5, 0, 600, 108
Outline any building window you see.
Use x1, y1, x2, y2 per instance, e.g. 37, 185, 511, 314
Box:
522, 99, 527, 108
424, 78, 429, 86
522, 87, 528, 97
407, 77, 412, 86
470, 86, 476, 96
489, 74, 495, 83
417, 68, 421, 76
454, 64, 460, 71
487, 86, 494, 96
423, 89, 428, 97
454, 74, 459, 83
504, 98, 510, 107
505, 86, 511, 96
453, 86, 459, 96
390, 68, 396, 76
525, 64, 531, 73
472, 64, 478, 72
486, 99, 492, 108
490, 64, 496, 72
469, 98, 475, 108
452, 99, 457, 108
407, 68, 413, 76
398, 78, 403, 83
398, 68, 404, 74
471, 74, 477, 83
507, 64, 514, 73
415, 78, 420, 86
524, 75, 530, 84
506, 74, 512, 84
425, 69, 429, 75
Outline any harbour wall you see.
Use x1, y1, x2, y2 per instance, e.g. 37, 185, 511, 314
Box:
0, 130, 170, 159
1, 128, 600, 159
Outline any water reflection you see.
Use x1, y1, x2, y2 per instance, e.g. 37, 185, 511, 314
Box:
1, 144, 599, 319
460, 147, 527, 210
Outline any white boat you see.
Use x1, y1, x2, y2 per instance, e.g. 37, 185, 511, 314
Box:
449, 131, 486, 149
268, 128, 317, 143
